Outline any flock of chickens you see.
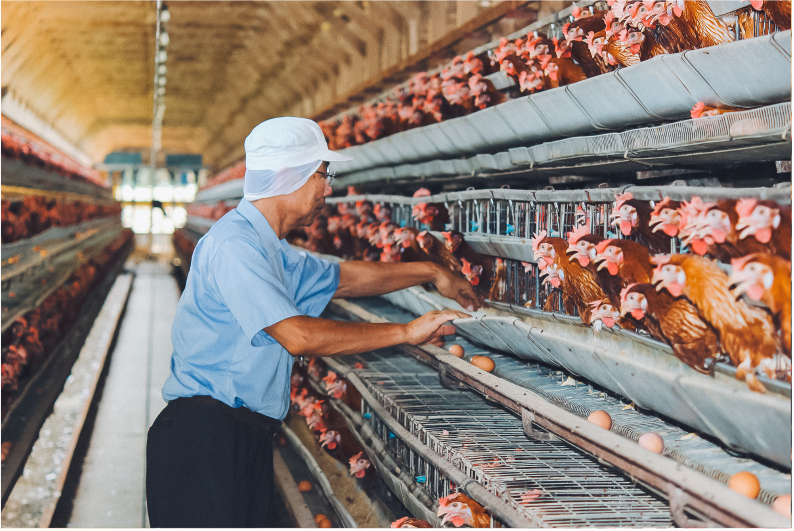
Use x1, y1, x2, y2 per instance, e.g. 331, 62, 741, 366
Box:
292, 187, 791, 394
1, 117, 106, 187
1, 196, 121, 244
0, 230, 133, 421
318, 0, 791, 150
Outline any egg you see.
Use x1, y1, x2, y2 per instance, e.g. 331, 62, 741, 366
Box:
772, 494, 791, 517
315, 514, 330, 525
471, 356, 495, 372
1, 441, 12, 462
448, 344, 465, 357
470, 355, 481, 362
728, 471, 760, 499
298, 480, 312, 492
587, 410, 612, 430
319, 518, 333, 528
638, 432, 664, 454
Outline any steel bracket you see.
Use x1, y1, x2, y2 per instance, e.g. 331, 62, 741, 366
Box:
521, 407, 557, 441
667, 486, 716, 529
438, 364, 468, 390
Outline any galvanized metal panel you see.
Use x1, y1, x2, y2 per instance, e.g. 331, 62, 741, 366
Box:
493, 97, 556, 144
464, 106, 520, 149
530, 88, 601, 137
566, 71, 657, 128
421, 122, 460, 157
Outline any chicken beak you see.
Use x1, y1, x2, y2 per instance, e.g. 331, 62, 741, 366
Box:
596, 260, 608, 271
735, 218, 750, 231
738, 224, 755, 240
648, 216, 663, 226
568, 252, 580, 262
727, 268, 753, 298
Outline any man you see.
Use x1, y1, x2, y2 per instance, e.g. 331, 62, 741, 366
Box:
146, 117, 481, 527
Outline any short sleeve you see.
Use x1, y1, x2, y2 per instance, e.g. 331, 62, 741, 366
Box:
212, 238, 302, 346
291, 251, 341, 318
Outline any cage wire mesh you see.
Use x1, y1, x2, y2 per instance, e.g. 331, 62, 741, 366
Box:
341, 350, 674, 528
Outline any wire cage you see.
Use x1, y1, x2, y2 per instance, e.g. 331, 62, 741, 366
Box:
344, 351, 674, 528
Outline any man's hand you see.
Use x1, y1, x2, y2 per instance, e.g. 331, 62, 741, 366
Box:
404, 310, 471, 346
432, 266, 485, 312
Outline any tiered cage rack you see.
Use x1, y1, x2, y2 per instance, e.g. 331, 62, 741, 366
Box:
178, 2, 791, 526
1, 118, 133, 506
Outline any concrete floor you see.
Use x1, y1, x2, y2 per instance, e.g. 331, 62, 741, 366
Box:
65, 236, 180, 528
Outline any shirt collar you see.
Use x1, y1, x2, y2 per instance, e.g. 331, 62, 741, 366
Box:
236, 198, 282, 255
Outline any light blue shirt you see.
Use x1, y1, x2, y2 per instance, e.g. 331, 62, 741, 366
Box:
163, 198, 340, 420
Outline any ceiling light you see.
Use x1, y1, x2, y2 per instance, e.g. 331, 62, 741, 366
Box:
160, 31, 169, 47
158, 50, 167, 63
157, 86, 166, 96
158, 64, 167, 75
161, 4, 171, 22
158, 76, 167, 86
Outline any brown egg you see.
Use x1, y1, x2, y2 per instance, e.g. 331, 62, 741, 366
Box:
587, 410, 612, 430
471, 356, 495, 372
319, 518, 333, 528
315, 514, 329, 524
728, 471, 761, 499
298, 480, 312, 492
772, 494, 791, 517
638, 432, 664, 454
470, 355, 481, 363
448, 344, 465, 358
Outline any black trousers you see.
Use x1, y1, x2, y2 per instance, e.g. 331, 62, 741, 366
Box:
146, 396, 281, 528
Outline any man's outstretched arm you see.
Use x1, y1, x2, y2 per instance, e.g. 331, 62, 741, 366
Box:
264, 309, 469, 357
334, 261, 484, 311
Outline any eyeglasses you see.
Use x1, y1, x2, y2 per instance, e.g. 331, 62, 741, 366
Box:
315, 170, 336, 187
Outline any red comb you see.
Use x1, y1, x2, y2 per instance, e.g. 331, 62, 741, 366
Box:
567, 225, 590, 245
614, 192, 634, 210
620, 283, 638, 305
735, 198, 758, 218
531, 230, 548, 253
594, 239, 613, 254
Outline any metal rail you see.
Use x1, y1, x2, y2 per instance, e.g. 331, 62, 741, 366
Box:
328, 298, 791, 528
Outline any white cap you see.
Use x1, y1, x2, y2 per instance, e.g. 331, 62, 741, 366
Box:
244, 116, 352, 171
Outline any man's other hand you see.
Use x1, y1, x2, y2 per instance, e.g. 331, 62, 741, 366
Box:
405, 310, 470, 346
432, 266, 485, 312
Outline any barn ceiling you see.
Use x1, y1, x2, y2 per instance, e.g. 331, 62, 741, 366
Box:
1, 1, 545, 172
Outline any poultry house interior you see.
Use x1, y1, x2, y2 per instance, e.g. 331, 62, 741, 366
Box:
1, 0, 792, 528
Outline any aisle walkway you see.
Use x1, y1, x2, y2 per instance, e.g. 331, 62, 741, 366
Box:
64, 255, 180, 527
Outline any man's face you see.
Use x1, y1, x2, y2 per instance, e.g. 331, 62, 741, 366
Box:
293, 162, 332, 227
